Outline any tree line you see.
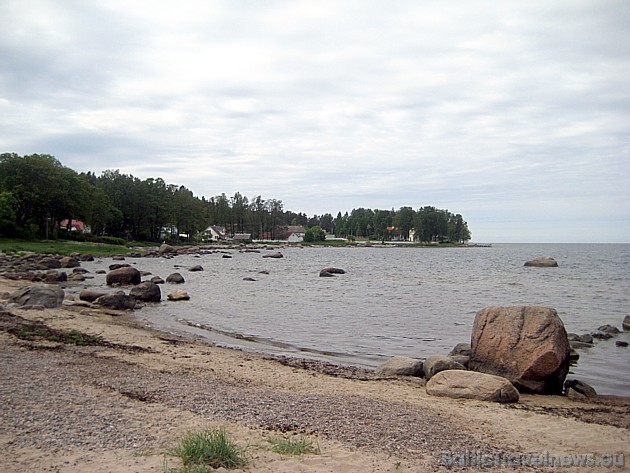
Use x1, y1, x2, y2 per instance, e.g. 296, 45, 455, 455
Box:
0, 153, 470, 243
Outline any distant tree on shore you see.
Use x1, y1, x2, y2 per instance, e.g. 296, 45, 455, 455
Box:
0, 152, 471, 243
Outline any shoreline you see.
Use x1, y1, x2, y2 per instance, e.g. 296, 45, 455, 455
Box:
1, 278, 629, 472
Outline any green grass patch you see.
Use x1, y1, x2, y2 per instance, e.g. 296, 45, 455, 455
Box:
167, 428, 247, 470
0, 237, 135, 256
266, 435, 320, 455
9, 322, 104, 346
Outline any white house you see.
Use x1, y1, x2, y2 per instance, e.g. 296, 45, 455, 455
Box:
204, 225, 227, 241
286, 225, 306, 242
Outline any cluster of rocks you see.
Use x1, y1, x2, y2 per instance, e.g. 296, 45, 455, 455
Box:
375, 306, 610, 404
568, 319, 630, 349
1, 253, 198, 311
0, 253, 96, 283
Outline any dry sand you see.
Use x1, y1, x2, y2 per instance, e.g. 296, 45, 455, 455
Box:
1, 277, 628, 472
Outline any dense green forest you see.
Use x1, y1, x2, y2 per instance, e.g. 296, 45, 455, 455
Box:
0, 153, 471, 244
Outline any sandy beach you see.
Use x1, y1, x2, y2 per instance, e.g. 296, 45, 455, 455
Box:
1, 277, 629, 472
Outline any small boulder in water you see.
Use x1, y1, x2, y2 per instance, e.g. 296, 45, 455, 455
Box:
564, 379, 597, 399
167, 290, 190, 301
524, 257, 558, 267
166, 272, 185, 284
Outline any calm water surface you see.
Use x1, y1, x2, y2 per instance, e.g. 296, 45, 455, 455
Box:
77, 243, 630, 395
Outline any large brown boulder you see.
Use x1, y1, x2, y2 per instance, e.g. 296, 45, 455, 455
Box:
469, 306, 571, 394
106, 267, 141, 286
129, 281, 162, 302
426, 370, 519, 403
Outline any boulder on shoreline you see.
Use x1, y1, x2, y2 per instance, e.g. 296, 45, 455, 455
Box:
423, 355, 466, 381
189, 265, 204, 272
79, 289, 108, 303
426, 370, 519, 403
43, 270, 67, 284
524, 257, 558, 267
374, 356, 424, 377
94, 292, 136, 310
623, 316, 630, 331
469, 306, 571, 394
159, 243, 176, 255
448, 342, 471, 357
129, 282, 162, 302
322, 267, 346, 274
8, 285, 65, 308
106, 267, 141, 286
564, 379, 597, 400
59, 256, 80, 268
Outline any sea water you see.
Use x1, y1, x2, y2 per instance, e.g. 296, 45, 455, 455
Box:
77, 243, 630, 395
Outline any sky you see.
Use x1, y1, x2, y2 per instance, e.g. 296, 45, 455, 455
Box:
1, 0, 629, 243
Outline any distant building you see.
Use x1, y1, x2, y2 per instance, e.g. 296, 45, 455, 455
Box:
204, 225, 227, 241
286, 225, 306, 242
232, 233, 252, 242
60, 219, 91, 234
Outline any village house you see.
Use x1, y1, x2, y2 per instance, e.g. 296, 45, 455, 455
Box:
232, 233, 252, 242
59, 219, 91, 234
286, 225, 306, 242
204, 225, 227, 241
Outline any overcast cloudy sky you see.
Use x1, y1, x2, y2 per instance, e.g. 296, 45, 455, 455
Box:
1, 1, 628, 242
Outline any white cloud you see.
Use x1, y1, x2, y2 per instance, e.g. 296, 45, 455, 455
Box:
0, 0, 628, 242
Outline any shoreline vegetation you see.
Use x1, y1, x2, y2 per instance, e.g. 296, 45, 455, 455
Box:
0, 237, 484, 259
0, 246, 629, 472
1, 153, 471, 247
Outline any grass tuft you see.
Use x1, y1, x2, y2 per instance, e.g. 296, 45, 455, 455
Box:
11, 323, 104, 346
267, 435, 320, 455
168, 428, 247, 470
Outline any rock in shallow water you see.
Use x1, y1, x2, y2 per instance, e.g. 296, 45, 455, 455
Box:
524, 256, 558, 267
166, 272, 185, 284
167, 290, 190, 301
